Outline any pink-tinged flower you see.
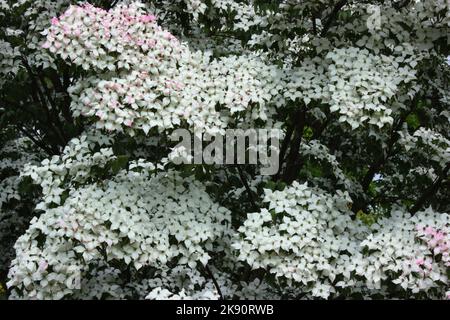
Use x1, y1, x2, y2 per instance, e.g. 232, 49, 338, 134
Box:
96, 110, 107, 120
102, 20, 111, 28
38, 260, 48, 272
140, 14, 156, 23
124, 119, 134, 127
425, 226, 436, 236
124, 96, 135, 104
434, 232, 445, 241
415, 258, 424, 266
109, 101, 119, 109
124, 34, 133, 42
63, 26, 70, 35
58, 219, 66, 228
429, 239, 438, 247
51, 17, 60, 26
42, 41, 51, 49
64, 6, 74, 17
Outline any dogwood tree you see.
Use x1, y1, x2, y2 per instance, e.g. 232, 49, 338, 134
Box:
0, 0, 449, 299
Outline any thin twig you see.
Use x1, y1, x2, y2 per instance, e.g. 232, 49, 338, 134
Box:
204, 265, 224, 300
236, 165, 258, 212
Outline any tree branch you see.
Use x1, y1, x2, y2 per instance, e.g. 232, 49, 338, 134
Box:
393, 0, 412, 10
236, 165, 258, 212
410, 163, 450, 215
352, 102, 415, 213
321, 0, 348, 36
282, 109, 307, 184
36, 73, 70, 141
17, 127, 56, 155
312, 113, 331, 140
274, 123, 294, 180
204, 265, 224, 300
312, 12, 318, 35
21, 57, 68, 146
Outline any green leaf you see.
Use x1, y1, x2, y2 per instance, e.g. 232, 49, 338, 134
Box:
60, 189, 70, 205
356, 210, 377, 226
303, 126, 313, 140
109, 155, 129, 174
406, 113, 420, 130
305, 161, 323, 178
367, 181, 377, 197
17, 176, 36, 196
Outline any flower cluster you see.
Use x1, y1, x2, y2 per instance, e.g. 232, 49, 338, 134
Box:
233, 182, 367, 299
1, 0, 71, 69
417, 226, 450, 268
21, 134, 117, 210
0, 40, 21, 88
325, 47, 417, 129
42, 3, 172, 72
7, 135, 232, 299
284, 57, 329, 107
71, 263, 227, 300
0, 136, 43, 274
234, 183, 449, 299
357, 208, 449, 296
400, 127, 450, 167
283, 46, 419, 129
44, 4, 284, 135
43, 3, 190, 133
